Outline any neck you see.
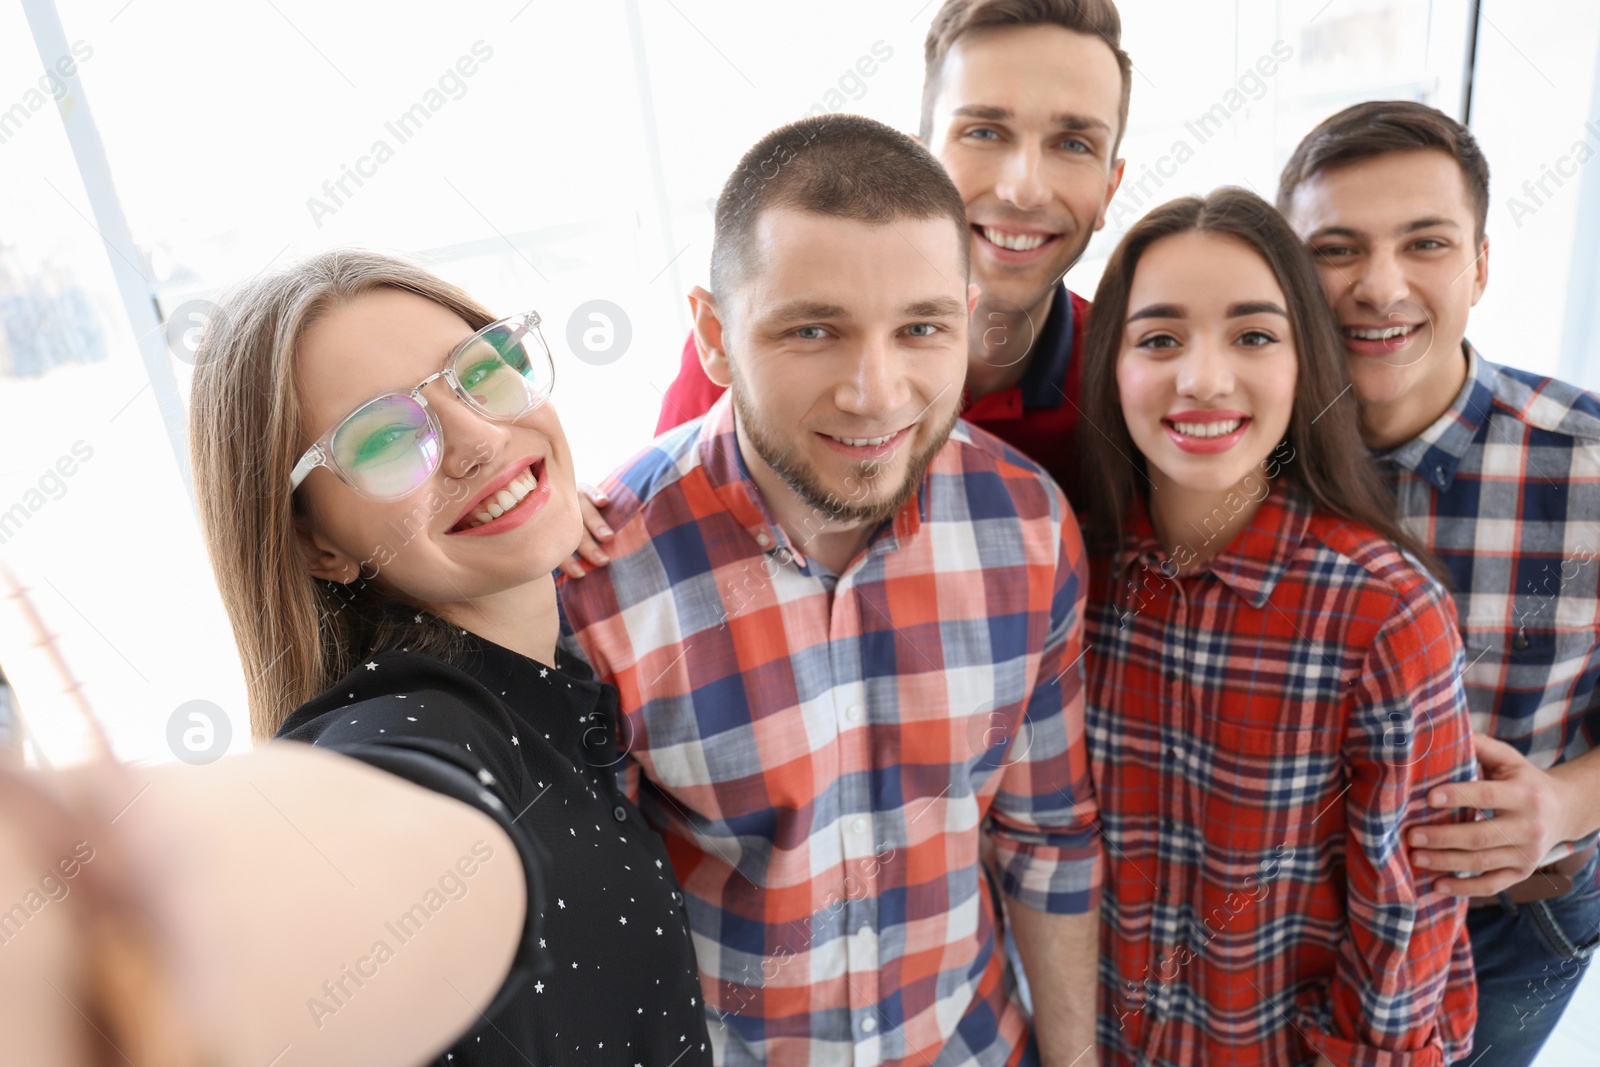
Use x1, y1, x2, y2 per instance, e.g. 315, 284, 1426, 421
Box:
1358, 342, 1471, 451
733, 420, 875, 576
432, 572, 561, 665
965, 285, 1058, 400
1146, 473, 1268, 574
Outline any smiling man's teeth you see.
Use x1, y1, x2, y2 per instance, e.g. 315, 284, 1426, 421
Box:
981, 226, 1050, 252
830, 433, 896, 447
1171, 418, 1243, 438
1344, 324, 1418, 340
466, 468, 538, 529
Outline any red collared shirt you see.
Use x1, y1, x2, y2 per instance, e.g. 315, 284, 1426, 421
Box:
1088, 485, 1478, 1067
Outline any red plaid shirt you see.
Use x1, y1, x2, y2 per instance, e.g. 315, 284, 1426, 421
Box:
1087, 485, 1478, 1067
560, 393, 1100, 1067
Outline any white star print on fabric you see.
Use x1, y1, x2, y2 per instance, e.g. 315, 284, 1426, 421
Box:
414, 614, 423, 623
540, 667, 549, 678
620, 916, 627, 925
511, 735, 520, 745
656, 927, 663, 935
364, 661, 378, 670
539, 938, 546, 947
558, 899, 566, 908
534, 981, 544, 992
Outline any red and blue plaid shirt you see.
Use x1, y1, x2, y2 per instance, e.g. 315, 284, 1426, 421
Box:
1087, 485, 1477, 1067
1382, 345, 1600, 860
560, 393, 1100, 1067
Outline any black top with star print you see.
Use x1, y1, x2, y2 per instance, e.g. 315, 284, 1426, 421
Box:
277, 634, 711, 1067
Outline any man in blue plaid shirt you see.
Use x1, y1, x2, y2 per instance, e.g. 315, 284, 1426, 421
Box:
1282, 100, 1600, 1067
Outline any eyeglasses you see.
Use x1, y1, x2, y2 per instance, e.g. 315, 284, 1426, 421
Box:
289, 310, 554, 501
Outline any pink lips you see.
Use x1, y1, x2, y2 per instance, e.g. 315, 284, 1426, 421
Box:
449, 458, 550, 537
1162, 411, 1251, 455
1342, 323, 1423, 359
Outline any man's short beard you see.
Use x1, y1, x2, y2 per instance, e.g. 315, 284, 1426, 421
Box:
728, 367, 961, 530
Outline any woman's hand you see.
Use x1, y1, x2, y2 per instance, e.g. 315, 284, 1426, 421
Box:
562, 484, 615, 579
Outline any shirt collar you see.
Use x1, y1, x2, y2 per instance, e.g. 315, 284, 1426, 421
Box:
1379, 342, 1497, 492
1123, 482, 1312, 608
961, 283, 1075, 419
1016, 283, 1074, 409
694, 391, 925, 567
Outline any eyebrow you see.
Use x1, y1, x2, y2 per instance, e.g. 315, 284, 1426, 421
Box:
904, 297, 968, 319
1126, 301, 1287, 322
766, 300, 849, 321
950, 104, 1111, 134
1307, 216, 1463, 241
764, 297, 967, 322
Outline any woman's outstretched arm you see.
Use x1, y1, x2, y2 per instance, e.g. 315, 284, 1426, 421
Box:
0, 742, 525, 1066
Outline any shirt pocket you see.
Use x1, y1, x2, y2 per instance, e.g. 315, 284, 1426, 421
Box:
1462, 626, 1600, 753
1189, 713, 1344, 864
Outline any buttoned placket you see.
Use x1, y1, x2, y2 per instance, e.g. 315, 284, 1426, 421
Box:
1150, 553, 1189, 1044
831, 538, 896, 1066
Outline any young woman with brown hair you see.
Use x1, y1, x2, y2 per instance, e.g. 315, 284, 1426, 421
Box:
1078, 188, 1478, 1066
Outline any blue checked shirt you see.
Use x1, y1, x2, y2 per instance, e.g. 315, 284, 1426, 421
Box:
1382, 344, 1600, 859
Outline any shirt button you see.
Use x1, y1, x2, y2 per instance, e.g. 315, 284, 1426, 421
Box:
851, 816, 869, 835
861, 1016, 877, 1033
857, 924, 874, 939
671, 891, 682, 904
613, 805, 628, 822
755, 531, 771, 547
845, 704, 862, 723
1168, 745, 1182, 760
1513, 631, 1531, 651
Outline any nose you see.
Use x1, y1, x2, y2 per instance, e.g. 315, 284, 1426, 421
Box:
993, 143, 1050, 213
835, 335, 908, 419
1174, 338, 1234, 402
422, 377, 504, 481
1349, 246, 1409, 311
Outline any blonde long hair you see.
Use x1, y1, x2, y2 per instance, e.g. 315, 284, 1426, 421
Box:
190, 250, 492, 741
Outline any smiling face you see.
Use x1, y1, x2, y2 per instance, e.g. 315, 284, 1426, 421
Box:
925, 24, 1125, 323
1117, 231, 1298, 501
292, 288, 584, 611
1285, 149, 1488, 447
706, 208, 974, 539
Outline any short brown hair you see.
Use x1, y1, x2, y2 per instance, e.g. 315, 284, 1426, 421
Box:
919, 0, 1132, 156
1079, 187, 1446, 584
1276, 100, 1491, 241
710, 113, 969, 300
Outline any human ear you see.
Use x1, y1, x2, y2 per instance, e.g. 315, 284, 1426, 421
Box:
689, 286, 733, 388
293, 511, 363, 585
1470, 235, 1490, 306
1095, 157, 1128, 231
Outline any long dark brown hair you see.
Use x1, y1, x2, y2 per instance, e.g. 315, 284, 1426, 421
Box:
1078, 187, 1445, 582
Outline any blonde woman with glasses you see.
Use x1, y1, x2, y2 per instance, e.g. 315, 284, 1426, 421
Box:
0, 250, 710, 1067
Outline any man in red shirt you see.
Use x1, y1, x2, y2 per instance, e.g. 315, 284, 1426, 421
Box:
568, 0, 1131, 577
